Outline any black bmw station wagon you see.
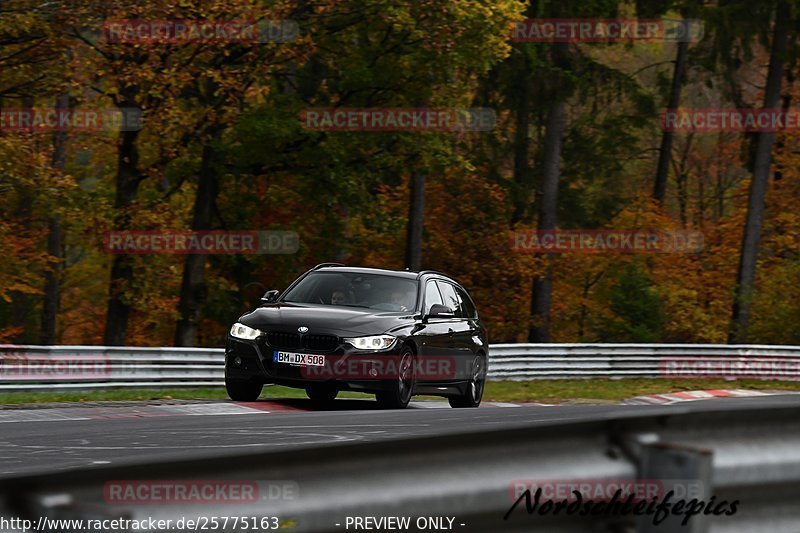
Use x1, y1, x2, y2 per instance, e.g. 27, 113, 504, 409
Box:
225, 264, 488, 408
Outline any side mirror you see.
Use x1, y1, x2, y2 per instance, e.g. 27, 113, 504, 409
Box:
261, 289, 280, 303
426, 304, 455, 320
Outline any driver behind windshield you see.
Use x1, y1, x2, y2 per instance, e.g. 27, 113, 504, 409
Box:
390, 290, 412, 311
330, 288, 348, 305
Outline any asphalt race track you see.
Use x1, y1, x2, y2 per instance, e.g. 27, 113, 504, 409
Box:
2, 394, 800, 478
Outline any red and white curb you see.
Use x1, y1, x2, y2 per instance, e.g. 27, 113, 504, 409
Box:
623, 389, 787, 405
409, 401, 522, 409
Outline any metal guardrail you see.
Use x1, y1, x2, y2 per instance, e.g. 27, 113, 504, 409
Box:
1, 343, 799, 391
1, 400, 799, 532
488, 343, 800, 380
0, 346, 224, 391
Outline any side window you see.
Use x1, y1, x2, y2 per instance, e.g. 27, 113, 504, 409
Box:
424, 281, 444, 314
455, 286, 477, 319
436, 281, 460, 315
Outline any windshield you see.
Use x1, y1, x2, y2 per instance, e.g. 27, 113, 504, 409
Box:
282, 272, 419, 312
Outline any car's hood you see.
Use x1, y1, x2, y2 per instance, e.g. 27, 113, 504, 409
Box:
238, 303, 414, 336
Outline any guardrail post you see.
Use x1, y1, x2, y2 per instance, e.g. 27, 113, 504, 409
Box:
636, 442, 712, 533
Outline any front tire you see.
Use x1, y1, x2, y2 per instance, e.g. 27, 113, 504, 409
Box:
225, 378, 263, 401
449, 354, 486, 408
376, 347, 415, 409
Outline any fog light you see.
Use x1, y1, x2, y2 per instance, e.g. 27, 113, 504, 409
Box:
233, 356, 242, 367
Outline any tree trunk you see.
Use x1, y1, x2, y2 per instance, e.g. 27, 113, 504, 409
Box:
673, 133, 694, 228
103, 122, 143, 346
510, 50, 532, 225
404, 169, 425, 271
528, 97, 566, 342
715, 134, 725, 221
728, 0, 790, 343
175, 143, 219, 347
40, 93, 69, 345
653, 39, 688, 204
10, 96, 36, 342
695, 163, 704, 226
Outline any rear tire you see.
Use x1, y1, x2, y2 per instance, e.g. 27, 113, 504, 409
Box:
225, 379, 263, 401
449, 354, 486, 408
305, 383, 338, 404
376, 347, 415, 409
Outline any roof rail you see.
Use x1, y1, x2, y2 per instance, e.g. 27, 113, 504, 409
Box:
312, 262, 346, 270
416, 270, 448, 279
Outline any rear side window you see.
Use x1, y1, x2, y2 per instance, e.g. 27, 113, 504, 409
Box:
436, 281, 460, 315
424, 281, 444, 314
455, 286, 477, 319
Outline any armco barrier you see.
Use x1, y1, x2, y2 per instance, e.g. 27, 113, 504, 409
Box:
488, 343, 800, 380
0, 346, 223, 391
1, 343, 799, 391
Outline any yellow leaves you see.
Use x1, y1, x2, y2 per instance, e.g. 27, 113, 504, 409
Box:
749, 260, 800, 344
0, 326, 25, 343
2, 282, 42, 298
0, 226, 50, 303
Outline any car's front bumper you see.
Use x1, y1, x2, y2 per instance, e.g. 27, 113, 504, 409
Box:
225, 336, 413, 391
225, 336, 472, 396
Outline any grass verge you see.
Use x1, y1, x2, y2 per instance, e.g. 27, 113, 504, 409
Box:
1, 379, 800, 406
0, 386, 367, 405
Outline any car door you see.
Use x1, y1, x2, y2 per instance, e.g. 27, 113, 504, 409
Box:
435, 281, 474, 381
415, 280, 457, 381
453, 284, 485, 368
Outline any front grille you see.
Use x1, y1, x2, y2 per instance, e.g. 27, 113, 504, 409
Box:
266, 331, 340, 352
267, 331, 301, 349
303, 334, 339, 352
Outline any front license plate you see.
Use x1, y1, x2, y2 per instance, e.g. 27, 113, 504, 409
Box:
273, 351, 325, 367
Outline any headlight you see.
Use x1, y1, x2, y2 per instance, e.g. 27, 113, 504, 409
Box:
230, 323, 263, 340
344, 335, 396, 350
